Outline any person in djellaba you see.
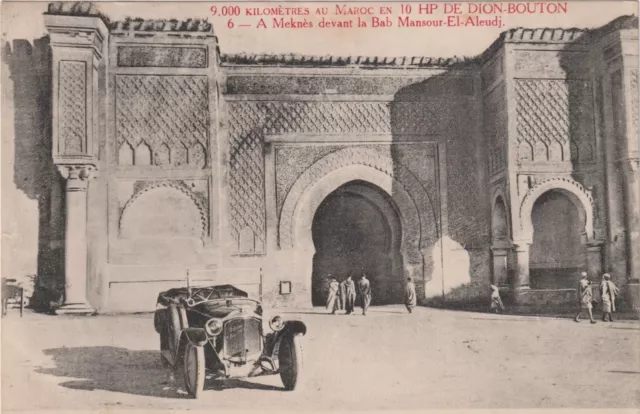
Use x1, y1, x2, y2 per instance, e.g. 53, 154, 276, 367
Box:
326, 276, 341, 315
490, 284, 505, 314
342, 274, 357, 315
574, 272, 596, 324
600, 273, 620, 322
405, 277, 417, 314
358, 273, 372, 316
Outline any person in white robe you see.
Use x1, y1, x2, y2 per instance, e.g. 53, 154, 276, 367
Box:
600, 273, 620, 322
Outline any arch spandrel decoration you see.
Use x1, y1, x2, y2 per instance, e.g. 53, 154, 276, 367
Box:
519, 177, 595, 242
119, 181, 209, 239
278, 146, 438, 255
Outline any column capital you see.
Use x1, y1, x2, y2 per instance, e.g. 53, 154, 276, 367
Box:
512, 240, 532, 251
57, 164, 98, 191
617, 157, 640, 176
491, 246, 510, 256
586, 239, 606, 250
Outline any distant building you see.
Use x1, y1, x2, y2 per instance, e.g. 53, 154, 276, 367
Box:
2, 3, 638, 313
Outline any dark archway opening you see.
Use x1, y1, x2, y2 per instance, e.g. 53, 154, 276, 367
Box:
529, 190, 586, 289
311, 180, 403, 306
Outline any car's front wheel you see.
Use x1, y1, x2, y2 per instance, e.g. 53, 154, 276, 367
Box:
279, 334, 303, 391
183, 342, 205, 398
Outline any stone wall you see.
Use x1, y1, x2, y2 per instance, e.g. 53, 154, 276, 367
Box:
2, 39, 64, 308
3, 10, 636, 313
222, 66, 491, 307
101, 29, 221, 311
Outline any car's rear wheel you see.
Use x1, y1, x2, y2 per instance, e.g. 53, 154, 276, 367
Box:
183, 342, 205, 398
279, 334, 303, 391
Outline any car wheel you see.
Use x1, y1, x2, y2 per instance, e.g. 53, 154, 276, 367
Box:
279, 334, 303, 391
167, 305, 188, 356
183, 342, 205, 399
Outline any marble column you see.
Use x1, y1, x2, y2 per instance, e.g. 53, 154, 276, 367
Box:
55, 165, 96, 315
621, 159, 640, 281
491, 247, 510, 286
586, 241, 604, 280
512, 241, 531, 303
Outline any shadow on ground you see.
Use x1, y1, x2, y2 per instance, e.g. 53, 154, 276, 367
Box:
36, 346, 283, 398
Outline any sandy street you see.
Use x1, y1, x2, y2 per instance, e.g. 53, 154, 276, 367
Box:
2, 306, 639, 411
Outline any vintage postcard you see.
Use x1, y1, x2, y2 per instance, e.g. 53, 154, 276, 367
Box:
1, 0, 638, 412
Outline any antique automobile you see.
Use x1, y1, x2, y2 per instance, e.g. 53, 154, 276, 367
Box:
153, 284, 306, 398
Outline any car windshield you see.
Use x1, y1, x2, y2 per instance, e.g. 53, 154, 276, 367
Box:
203, 298, 259, 308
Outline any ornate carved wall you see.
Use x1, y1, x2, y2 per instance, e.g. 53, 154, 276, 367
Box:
515, 79, 594, 163
58, 61, 87, 154
115, 75, 209, 167
226, 98, 443, 255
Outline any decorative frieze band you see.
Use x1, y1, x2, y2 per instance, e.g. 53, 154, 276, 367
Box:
117, 46, 207, 68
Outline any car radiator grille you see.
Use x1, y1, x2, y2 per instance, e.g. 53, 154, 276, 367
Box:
223, 318, 261, 360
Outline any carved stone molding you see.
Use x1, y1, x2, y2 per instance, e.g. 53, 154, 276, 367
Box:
278, 146, 437, 250
518, 176, 595, 241
515, 79, 594, 163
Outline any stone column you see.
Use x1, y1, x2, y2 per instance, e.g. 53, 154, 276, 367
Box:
491, 247, 510, 286
586, 241, 604, 280
621, 159, 640, 281
55, 165, 96, 314
45, 8, 107, 314
512, 241, 531, 303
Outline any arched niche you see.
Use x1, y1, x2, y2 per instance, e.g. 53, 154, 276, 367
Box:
519, 177, 595, 243
120, 183, 207, 239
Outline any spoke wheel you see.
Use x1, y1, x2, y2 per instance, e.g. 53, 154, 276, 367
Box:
183, 343, 205, 399
279, 334, 303, 391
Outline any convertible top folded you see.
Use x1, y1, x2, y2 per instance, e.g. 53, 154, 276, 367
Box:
156, 284, 249, 307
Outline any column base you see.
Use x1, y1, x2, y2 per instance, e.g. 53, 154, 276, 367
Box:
54, 303, 97, 316
510, 285, 530, 305
625, 281, 640, 313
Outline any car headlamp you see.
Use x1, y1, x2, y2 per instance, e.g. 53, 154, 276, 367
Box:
269, 315, 285, 331
205, 318, 223, 336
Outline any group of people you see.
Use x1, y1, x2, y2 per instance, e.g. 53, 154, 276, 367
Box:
489, 271, 621, 322
325, 273, 418, 315
325, 273, 371, 315
575, 272, 620, 323
325, 271, 620, 322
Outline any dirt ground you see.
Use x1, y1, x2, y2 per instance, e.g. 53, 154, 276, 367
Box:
2, 306, 639, 412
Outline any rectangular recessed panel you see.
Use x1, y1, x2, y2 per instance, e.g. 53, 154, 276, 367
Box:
117, 46, 207, 68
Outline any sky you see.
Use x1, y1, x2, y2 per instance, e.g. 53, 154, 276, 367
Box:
1, 1, 638, 58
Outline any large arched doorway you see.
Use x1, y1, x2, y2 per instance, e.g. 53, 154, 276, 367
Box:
529, 189, 586, 289
311, 180, 403, 306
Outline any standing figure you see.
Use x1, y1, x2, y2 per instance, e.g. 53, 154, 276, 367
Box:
358, 273, 372, 316
337, 277, 346, 312
574, 272, 596, 324
489, 285, 505, 314
343, 275, 356, 315
600, 273, 620, 322
326, 276, 340, 314
405, 277, 417, 313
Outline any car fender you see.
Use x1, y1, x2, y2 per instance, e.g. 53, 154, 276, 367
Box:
153, 309, 167, 334
181, 328, 208, 347
267, 321, 306, 363
283, 320, 307, 336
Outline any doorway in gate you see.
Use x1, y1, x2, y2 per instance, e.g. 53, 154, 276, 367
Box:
310, 180, 404, 306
